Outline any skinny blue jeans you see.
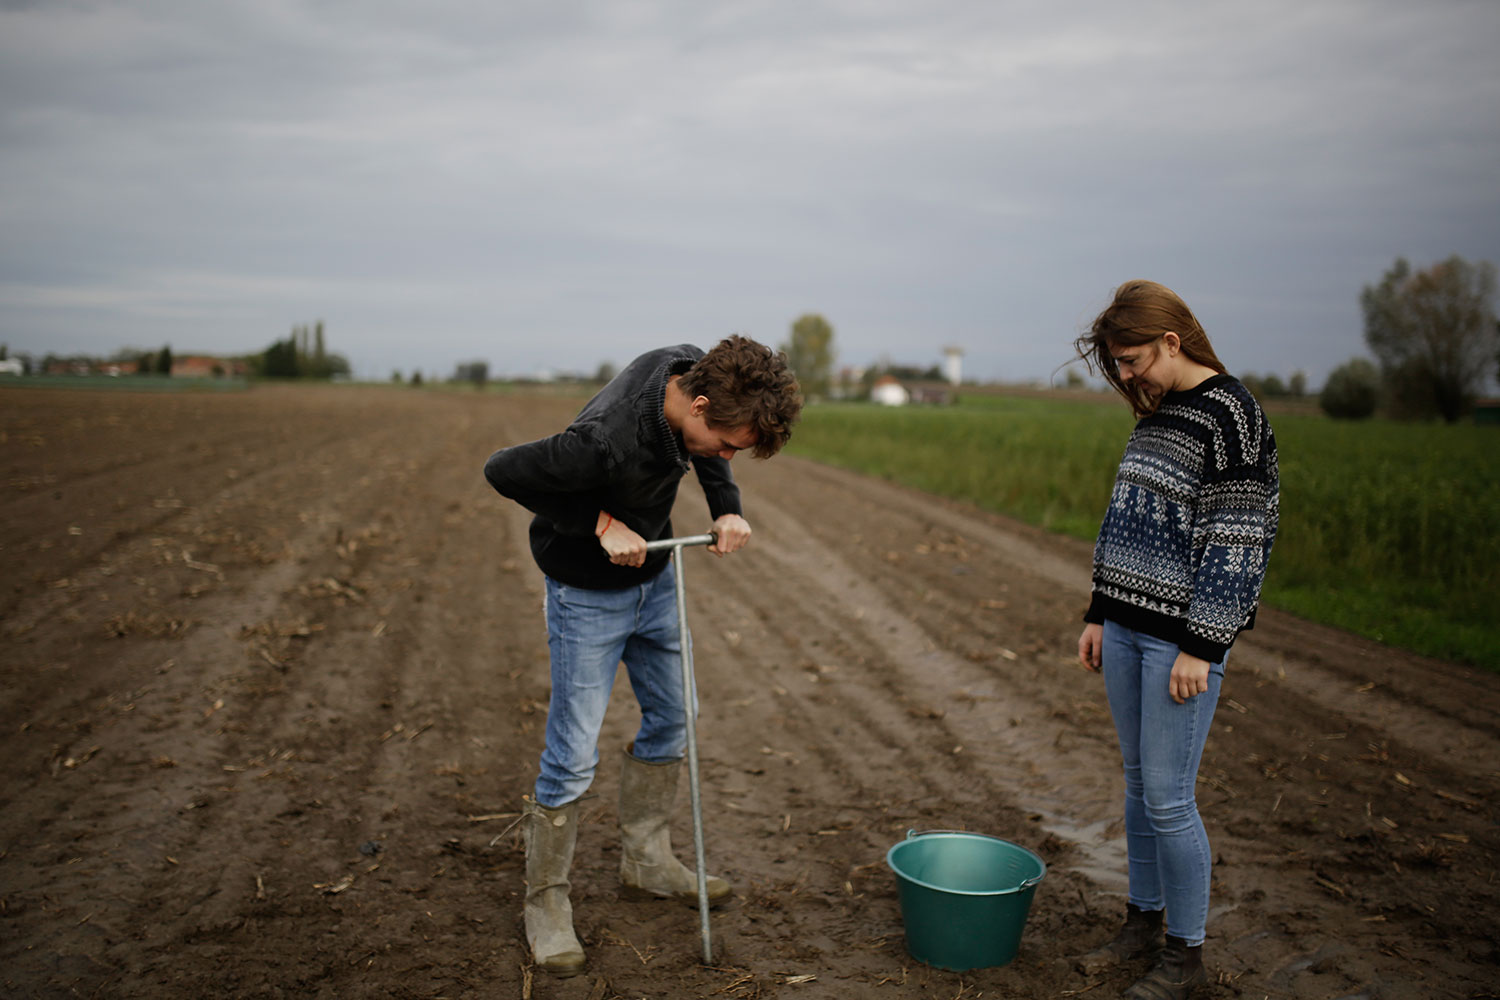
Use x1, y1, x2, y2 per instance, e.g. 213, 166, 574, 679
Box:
534, 568, 693, 808
1101, 620, 1225, 947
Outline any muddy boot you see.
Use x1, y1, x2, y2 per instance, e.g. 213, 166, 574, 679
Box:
1121, 934, 1208, 999
1076, 903, 1164, 975
618, 748, 731, 904
523, 799, 586, 976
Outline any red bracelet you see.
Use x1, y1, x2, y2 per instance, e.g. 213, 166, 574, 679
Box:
597, 513, 613, 537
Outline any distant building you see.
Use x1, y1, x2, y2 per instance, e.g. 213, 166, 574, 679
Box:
942, 346, 963, 385
906, 379, 957, 405
171, 355, 249, 377
0, 358, 22, 376
870, 375, 910, 406
831, 365, 866, 400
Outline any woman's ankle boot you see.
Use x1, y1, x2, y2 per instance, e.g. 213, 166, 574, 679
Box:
1122, 933, 1208, 999
1075, 903, 1163, 975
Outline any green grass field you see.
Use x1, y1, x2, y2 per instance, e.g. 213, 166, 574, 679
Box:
786, 393, 1500, 669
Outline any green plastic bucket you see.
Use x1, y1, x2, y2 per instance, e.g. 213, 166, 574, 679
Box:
886, 829, 1046, 971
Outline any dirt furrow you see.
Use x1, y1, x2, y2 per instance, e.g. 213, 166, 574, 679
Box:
730, 454, 1500, 999
4, 386, 1497, 1000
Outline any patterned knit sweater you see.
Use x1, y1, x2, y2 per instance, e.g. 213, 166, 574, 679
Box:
1084, 374, 1279, 663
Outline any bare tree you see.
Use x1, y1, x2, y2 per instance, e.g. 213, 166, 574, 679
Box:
1360, 255, 1498, 422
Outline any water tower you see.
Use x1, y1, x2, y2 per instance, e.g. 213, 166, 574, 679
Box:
942, 346, 963, 386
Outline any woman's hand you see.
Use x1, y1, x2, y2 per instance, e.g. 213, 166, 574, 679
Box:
1169, 651, 1211, 704
1077, 623, 1103, 673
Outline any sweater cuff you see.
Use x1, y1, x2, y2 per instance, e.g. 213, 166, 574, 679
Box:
547, 501, 609, 539
1179, 631, 1229, 664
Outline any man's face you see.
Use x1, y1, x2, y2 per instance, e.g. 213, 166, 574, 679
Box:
681, 397, 757, 460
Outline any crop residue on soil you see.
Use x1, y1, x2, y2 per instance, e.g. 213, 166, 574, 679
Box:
2, 384, 1497, 999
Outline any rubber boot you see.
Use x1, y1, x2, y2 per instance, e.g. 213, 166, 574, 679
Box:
1122, 933, 1208, 999
618, 747, 732, 904
523, 799, 586, 976
1075, 902, 1164, 975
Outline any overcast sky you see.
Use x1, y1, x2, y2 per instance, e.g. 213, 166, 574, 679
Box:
3, 0, 1498, 387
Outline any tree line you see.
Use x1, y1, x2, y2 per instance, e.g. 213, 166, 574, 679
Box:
779, 256, 1500, 422
1, 321, 354, 381
256, 320, 350, 379
1323, 255, 1498, 421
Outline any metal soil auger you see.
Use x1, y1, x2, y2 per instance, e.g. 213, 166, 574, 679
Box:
641, 531, 719, 964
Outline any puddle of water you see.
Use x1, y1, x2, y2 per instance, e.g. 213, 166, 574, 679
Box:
1031, 807, 1128, 894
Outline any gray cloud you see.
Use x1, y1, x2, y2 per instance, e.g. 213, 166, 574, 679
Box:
2, 0, 1497, 386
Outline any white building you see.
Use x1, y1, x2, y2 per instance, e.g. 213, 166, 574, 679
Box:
942, 346, 963, 385
870, 374, 910, 406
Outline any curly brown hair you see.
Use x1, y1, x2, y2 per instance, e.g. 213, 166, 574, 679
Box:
677, 335, 803, 458
1074, 279, 1227, 417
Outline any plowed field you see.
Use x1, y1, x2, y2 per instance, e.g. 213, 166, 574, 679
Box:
3, 384, 1496, 999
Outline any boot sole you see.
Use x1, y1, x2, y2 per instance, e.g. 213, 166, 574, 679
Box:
1121, 967, 1207, 999
538, 958, 587, 978
1076, 943, 1162, 976
619, 884, 733, 908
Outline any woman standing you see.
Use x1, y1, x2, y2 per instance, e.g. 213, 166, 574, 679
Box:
1073, 280, 1279, 999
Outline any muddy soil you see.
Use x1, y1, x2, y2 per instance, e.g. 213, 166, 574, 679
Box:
2, 384, 1496, 1000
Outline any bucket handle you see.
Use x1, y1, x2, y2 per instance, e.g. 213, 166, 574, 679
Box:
904, 829, 1045, 889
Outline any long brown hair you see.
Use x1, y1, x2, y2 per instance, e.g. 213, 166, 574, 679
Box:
1073, 279, 1226, 417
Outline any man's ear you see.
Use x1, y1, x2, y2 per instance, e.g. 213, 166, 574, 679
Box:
690, 395, 711, 417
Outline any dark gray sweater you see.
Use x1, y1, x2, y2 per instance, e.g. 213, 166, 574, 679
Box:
483, 345, 743, 589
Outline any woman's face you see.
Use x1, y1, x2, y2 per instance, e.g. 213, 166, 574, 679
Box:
1109, 337, 1176, 401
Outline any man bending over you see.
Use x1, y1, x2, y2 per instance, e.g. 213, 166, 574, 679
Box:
483, 335, 802, 975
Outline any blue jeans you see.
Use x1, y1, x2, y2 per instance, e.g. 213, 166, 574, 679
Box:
1101, 620, 1225, 947
535, 568, 693, 808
